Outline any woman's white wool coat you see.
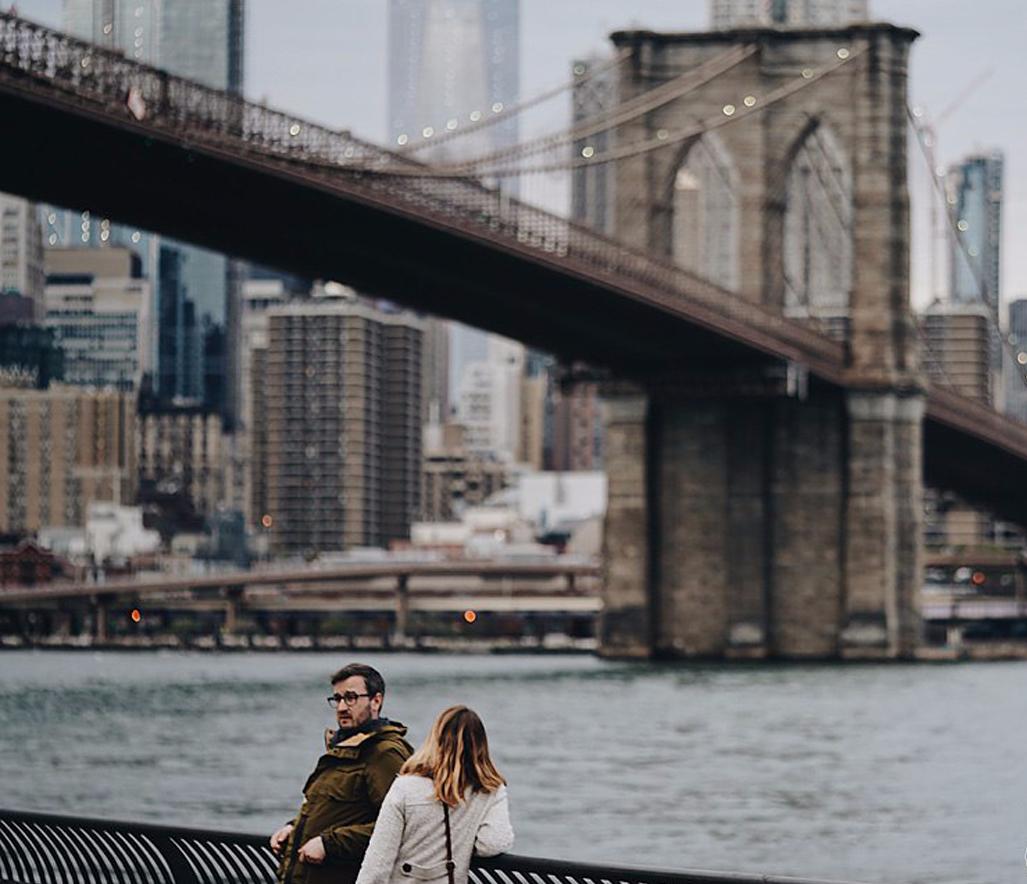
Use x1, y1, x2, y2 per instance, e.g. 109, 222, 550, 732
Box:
354, 775, 514, 884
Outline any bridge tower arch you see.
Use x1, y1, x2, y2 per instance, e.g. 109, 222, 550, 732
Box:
600, 23, 923, 659
665, 132, 741, 292
781, 119, 853, 337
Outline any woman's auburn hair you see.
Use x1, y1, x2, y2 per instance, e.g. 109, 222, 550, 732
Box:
400, 705, 505, 807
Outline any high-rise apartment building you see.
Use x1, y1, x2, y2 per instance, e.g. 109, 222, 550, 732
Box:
422, 318, 450, 424
0, 386, 136, 533
54, 0, 244, 425
254, 298, 423, 554
0, 194, 45, 320
710, 0, 869, 27
43, 248, 152, 392
237, 273, 308, 526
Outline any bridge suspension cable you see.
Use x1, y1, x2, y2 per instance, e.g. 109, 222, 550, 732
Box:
342, 45, 866, 179
396, 47, 633, 155
435, 44, 758, 174
503, 46, 867, 176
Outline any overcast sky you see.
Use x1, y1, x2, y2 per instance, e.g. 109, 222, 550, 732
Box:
17, 0, 1027, 311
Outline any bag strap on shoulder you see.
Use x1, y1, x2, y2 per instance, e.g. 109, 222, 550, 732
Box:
443, 803, 455, 884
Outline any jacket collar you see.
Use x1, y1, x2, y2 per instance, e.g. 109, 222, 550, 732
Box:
323, 720, 408, 755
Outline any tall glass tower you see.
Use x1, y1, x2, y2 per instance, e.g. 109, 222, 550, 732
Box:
388, 0, 520, 408
1006, 298, 1027, 424
53, 0, 244, 425
948, 150, 1003, 375
388, 0, 518, 162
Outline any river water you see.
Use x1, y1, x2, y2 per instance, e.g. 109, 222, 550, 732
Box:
0, 651, 1023, 884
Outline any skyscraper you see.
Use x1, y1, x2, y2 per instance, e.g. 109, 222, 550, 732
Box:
61, 0, 243, 110
1006, 299, 1027, 424
54, 0, 244, 423
947, 150, 1003, 382
388, 0, 518, 162
0, 194, 44, 320
709, 0, 869, 27
388, 0, 520, 409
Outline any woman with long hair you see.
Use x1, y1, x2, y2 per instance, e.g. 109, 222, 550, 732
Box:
355, 705, 514, 884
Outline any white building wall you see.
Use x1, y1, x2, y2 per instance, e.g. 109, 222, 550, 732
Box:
44, 273, 151, 390
0, 193, 45, 318
456, 336, 525, 461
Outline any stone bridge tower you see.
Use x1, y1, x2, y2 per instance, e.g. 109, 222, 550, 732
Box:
600, 23, 924, 659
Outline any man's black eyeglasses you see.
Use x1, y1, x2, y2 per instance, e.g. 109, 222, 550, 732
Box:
326, 692, 372, 707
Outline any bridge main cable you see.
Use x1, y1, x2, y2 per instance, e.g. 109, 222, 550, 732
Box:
435, 44, 758, 174
350, 45, 865, 178
396, 47, 633, 155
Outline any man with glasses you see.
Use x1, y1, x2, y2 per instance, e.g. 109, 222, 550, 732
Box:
271, 663, 412, 884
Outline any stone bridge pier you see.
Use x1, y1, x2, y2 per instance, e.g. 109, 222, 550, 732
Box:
601, 381, 923, 659
600, 23, 924, 659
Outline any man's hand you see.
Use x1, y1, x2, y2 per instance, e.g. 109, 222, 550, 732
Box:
269, 823, 294, 854
298, 837, 326, 865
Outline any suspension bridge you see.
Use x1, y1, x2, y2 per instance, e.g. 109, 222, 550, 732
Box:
1, 12, 1026, 658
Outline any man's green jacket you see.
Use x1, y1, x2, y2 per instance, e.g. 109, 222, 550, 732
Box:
277, 722, 413, 884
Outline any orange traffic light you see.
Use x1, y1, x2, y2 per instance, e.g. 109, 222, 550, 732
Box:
463, 610, 477, 624
130, 608, 142, 623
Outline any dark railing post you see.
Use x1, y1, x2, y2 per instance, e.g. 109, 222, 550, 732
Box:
157, 69, 170, 118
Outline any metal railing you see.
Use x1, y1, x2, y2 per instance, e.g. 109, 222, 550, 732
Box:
0, 809, 866, 884
0, 11, 844, 376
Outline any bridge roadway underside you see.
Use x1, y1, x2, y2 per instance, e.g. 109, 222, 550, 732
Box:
0, 85, 768, 379
922, 399, 1027, 526
4, 81, 1027, 526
